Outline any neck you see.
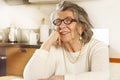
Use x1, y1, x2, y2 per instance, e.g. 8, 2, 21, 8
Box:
63, 39, 83, 53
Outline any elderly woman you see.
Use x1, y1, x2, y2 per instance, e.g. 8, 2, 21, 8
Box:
24, 1, 109, 80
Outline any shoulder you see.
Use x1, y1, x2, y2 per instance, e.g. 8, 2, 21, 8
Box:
86, 38, 108, 48
84, 38, 108, 53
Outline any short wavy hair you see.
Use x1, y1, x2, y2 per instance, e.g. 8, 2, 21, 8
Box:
50, 1, 93, 44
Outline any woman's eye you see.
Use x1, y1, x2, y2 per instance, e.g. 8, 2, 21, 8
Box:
65, 19, 71, 23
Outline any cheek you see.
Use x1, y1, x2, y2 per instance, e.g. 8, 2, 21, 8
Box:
69, 24, 78, 38
71, 29, 78, 39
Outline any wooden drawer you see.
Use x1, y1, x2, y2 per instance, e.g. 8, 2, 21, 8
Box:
6, 48, 36, 77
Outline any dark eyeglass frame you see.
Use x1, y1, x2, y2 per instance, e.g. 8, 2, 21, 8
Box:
53, 17, 77, 26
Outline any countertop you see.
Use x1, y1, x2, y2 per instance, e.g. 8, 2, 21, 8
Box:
0, 42, 41, 48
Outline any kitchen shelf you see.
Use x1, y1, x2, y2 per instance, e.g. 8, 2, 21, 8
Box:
29, 0, 81, 4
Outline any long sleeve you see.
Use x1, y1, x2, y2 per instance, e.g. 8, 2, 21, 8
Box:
65, 40, 110, 80
23, 48, 57, 80
65, 71, 109, 80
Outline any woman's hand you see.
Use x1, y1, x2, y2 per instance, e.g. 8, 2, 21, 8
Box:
41, 29, 61, 51
48, 29, 61, 46
39, 75, 64, 80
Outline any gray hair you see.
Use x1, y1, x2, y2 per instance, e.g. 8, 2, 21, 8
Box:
51, 1, 93, 44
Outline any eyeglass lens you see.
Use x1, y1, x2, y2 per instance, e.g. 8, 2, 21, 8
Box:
53, 17, 76, 26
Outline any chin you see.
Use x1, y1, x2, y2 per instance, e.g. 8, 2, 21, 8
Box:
61, 38, 71, 42
61, 35, 72, 42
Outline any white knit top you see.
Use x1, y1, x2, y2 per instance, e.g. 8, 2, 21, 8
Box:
23, 38, 110, 80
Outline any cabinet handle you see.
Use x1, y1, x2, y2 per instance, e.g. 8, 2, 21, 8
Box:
19, 48, 27, 53
0, 56, 7, 60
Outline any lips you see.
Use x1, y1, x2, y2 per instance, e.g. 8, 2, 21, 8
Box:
60, 31, 70, 35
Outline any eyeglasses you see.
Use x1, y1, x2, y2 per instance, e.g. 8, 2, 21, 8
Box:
53, 17, 77, 26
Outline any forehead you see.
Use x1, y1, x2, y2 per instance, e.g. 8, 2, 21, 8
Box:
57, 10, 74, 19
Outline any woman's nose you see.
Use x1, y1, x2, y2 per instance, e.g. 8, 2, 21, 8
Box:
60, 22, 66, 29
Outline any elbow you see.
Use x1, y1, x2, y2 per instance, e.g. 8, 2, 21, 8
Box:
23, 67, 30, 80
23, 65, 33, 80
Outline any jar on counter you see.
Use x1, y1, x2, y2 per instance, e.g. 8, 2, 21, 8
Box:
40, 18, 49, 42
29, 30, 39, 44
8, 24, 18, 43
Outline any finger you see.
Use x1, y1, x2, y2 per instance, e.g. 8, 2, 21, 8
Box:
58, 36, 61, 46
56, 26, 60, 32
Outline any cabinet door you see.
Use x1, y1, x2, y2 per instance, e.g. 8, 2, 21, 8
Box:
0, 48, 6, 76
6, 48, 36, 77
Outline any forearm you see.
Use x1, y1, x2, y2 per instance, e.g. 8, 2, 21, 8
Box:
65, 71, 110, 80
41, 39, 54, 51
38, 71, 109, 80
23, 49, 56, 80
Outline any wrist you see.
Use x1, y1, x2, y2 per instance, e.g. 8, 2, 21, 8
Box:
41, 39, 53, 51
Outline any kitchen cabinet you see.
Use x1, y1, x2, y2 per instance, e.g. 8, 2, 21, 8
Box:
0, 48, 6, 76
0, 43, 41, 77
6, 48, 36, 77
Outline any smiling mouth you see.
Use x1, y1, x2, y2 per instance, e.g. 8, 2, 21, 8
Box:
60, 31, 70, 35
